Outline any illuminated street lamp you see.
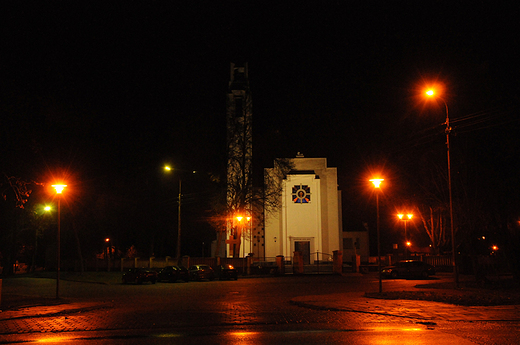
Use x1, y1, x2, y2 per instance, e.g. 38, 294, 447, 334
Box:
30, 205, 52, 273
233, 215, 253, 258
397, 213, 413, 259
164, 165, 183, 264
105, 238, 111, 272
425, 88, 458, 287
235, 215, 244, 257
370, 178, 384, 293
51, 183, 67, 299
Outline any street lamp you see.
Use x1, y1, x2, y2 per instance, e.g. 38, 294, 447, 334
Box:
370, 178, 384, 293
246, 216, 252, 256
30, 205, 52, 273
105, 238, 111, 272
235, 216, 244, 258
164, 165, 182, 264
51, 183, 67, 299
234, 215, 252, 258
425, 88, 458, 287
397, 213, 413, 260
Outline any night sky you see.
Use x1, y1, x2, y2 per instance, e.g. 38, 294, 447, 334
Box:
2, 2, 519, 258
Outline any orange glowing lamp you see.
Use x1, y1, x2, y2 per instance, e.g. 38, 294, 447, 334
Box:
370, 178, 384, 188
52, 184, 67, 194
398, 213, 413, 220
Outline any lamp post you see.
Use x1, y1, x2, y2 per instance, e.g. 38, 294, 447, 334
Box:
177, 179, 182, 264
397, 213, 413, 260
164, 166, 182, 264
51, 184, 66, 299
370, 178, 384, 293
235, 215, 252, 258
105, 238, 111, 272
30, 205, 52, 273
246, 216, 252, 256
426, 89, 458, 287
235, 216, 243, 258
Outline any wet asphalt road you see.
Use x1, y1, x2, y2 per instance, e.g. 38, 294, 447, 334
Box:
1, 273, 519, 344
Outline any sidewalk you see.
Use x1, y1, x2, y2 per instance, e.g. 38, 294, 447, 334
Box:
291, 291, 520, 322
0, 302, 111, 321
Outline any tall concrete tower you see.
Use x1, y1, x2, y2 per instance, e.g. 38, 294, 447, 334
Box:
225, 63, 253, 258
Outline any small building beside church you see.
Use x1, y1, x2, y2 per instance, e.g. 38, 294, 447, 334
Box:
264, 154, 342, 264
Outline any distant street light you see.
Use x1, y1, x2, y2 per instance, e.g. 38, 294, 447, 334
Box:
164, 165, 183, 264
51, 183, 67, 299
370, 178, 384, 293
425, 88, 458, 287
31, 205, 52, 273
105, 238, 111, 272
397, 213, 413, 259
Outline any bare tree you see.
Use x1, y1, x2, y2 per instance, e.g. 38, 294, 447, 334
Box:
263, 158, 294, 215
1, 174, 40, 275
417, 205, 447, 254
208, 158, 293, 258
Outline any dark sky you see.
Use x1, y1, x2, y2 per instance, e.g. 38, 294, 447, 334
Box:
2, 2, 519, 255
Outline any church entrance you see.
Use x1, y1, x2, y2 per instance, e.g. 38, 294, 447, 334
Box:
294, 241, 311, 264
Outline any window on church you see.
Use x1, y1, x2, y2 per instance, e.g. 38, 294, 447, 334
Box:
292, 184, 311, 203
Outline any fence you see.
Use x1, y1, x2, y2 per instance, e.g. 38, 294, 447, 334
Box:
423, 255, 452, 267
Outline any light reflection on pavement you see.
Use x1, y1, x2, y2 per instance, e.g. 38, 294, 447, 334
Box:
1, 275, 519, 344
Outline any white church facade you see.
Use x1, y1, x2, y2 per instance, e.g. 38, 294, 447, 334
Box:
264, 154, 342, 263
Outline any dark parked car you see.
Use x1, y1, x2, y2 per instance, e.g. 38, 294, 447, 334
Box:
157, 266, 189, 282
381, 260, 435, 279
216, 264, 238, 280
122, 268, 158, 284
189, 264, 215, 281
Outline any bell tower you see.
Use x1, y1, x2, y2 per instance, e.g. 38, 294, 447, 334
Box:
225, 63, 253, 258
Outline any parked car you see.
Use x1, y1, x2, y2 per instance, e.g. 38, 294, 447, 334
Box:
381, 260, 435, 279
189, 264, 215, 281
122, 268, 158, 284
157, 265, 189, 282
216, 264, 238, 280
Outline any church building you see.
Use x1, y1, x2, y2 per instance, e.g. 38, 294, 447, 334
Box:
264, 154, 342, 264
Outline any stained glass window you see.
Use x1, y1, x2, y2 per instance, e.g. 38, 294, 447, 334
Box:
292, 184, 311, 203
